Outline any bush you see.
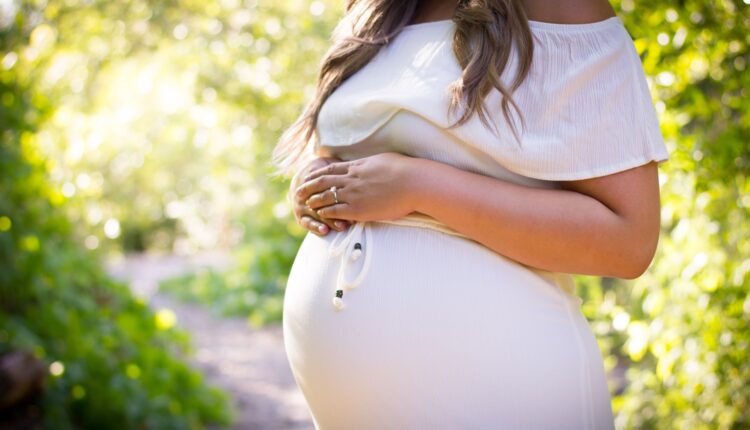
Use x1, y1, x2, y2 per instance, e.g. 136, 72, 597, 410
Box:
0, 30, 232, 430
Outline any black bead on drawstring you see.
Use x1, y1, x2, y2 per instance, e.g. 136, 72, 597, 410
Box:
332, 241, 364, 309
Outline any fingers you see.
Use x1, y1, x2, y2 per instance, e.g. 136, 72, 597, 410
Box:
296, 174, 344, 203
301, 186, 353, 227
290, 157, 335, 196
300, 215, 331, 235
299, 205, 349, 235
302, 160, 352, 184
305, 186, 341, 210
296, 181, 354, 222
301, 215, 349, 236
316, 203, 351, 220
289, 157, 352, 236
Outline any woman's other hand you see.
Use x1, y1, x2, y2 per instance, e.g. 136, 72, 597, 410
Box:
290, 156, 351, 236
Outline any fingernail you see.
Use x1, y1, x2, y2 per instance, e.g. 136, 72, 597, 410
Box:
318, 224, 327, 233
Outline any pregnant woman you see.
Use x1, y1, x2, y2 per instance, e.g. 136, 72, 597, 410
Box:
273, 0, 669, 428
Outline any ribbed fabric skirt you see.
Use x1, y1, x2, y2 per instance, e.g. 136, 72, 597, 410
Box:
282, 221, 615, 429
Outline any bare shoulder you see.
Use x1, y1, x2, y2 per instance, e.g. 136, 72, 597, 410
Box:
521, 0, 616, 24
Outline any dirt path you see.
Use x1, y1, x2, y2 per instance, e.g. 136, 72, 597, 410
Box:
107, 252, 314, 430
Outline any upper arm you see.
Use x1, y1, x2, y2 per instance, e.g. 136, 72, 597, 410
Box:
559, 161, 663, 278
521, 0, 616, 24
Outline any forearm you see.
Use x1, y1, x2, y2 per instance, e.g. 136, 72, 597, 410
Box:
409, 158, 640, 278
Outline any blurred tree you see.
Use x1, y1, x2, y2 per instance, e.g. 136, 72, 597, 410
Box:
0, 1, 232, 428
15, 0, 342, 255
588, 1, 750, 428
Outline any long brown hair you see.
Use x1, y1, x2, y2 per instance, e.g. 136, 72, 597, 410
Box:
270, 0, 534, 180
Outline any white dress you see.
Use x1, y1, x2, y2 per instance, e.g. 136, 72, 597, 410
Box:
282, 16, 669, 430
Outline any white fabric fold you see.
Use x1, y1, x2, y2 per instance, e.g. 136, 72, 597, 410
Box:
317, 16, 669, 181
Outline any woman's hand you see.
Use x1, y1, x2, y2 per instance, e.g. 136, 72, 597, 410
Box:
290, 156, 351, 236
295, 152, 421, 222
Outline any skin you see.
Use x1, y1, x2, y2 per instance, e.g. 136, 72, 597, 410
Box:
289, 155, 349, 234
292, 0, 662, 280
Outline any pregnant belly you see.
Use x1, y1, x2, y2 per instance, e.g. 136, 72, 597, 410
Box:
282, 222, 613, 429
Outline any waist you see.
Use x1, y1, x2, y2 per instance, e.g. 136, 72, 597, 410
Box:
372, 212, 470, 239
369, 214, 579, 301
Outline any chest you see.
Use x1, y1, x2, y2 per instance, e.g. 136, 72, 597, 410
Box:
314, 24, 560, 191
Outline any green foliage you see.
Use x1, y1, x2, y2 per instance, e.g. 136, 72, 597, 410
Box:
0, 6, 232, 429
0, 102, 232, 430
586, 1, 750, 428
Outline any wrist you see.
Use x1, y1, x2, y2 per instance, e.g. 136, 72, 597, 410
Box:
404, 157, 443, 214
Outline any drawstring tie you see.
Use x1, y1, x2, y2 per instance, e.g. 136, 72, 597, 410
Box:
327, 221, 373, 310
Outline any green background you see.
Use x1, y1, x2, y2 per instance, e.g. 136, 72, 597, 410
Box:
1, 0, 748, 428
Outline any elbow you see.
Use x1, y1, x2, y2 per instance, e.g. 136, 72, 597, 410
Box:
618, 261, 651, 281
616, 231, 660, 280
